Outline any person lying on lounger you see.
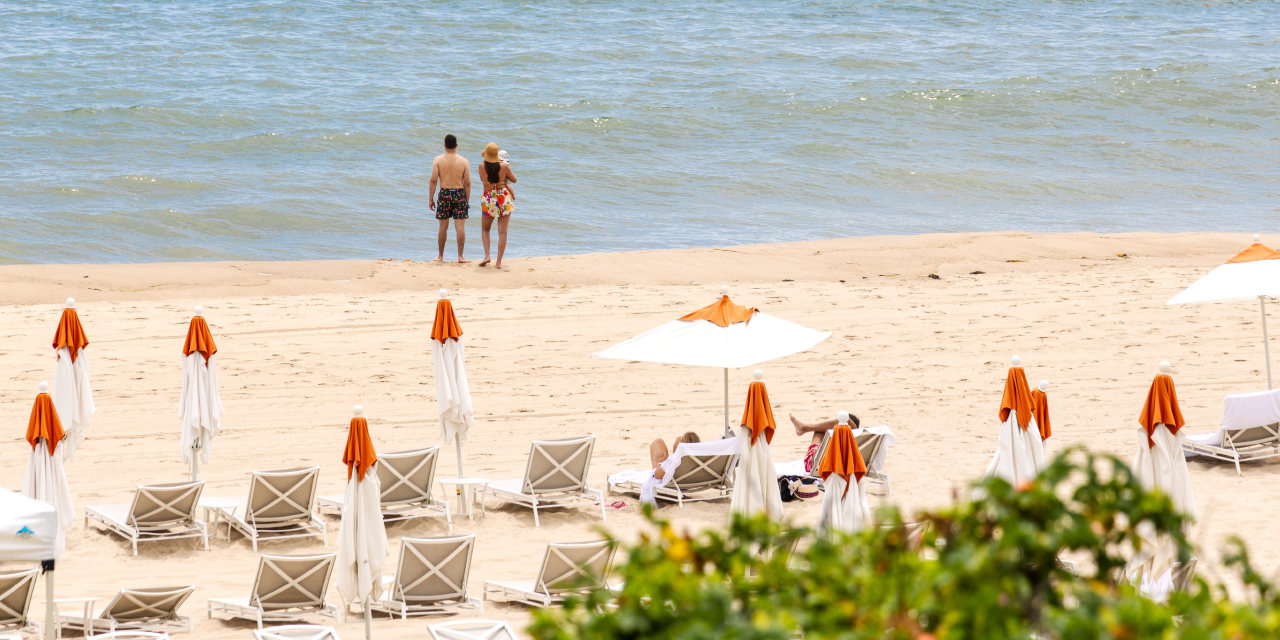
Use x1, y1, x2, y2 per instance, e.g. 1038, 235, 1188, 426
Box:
790, 412, 860, 474
649, 432, 702, 480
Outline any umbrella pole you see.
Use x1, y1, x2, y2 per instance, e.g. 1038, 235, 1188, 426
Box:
1262, 296, 1273, 390
191, 443, 199, 482
42, 560, 53, 640
364, 595, 372, 640
723, 368, 731, 438
455, 438, 464, 478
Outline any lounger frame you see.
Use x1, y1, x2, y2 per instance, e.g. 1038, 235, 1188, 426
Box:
1183, 422, 1280, 475
252, 625, 340, 640
369, 535, 482, 618
55, 586, 195, 636
85, 481, 208, 556
428, 619, 520, 640
480, 436, 605, 527
0, 568, 40, 637
318, 448, 452, 530
207, 553, 342, 629
483, 540, 614, 608
217, 467, 327, 551
609, 453, 738, 506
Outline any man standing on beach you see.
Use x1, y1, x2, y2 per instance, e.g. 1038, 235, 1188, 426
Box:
430, 134, 471, 263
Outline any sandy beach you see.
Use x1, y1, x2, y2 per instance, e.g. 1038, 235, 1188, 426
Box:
0, 230, 1272, 638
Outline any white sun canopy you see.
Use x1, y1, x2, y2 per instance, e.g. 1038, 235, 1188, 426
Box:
0, 488, 58, 562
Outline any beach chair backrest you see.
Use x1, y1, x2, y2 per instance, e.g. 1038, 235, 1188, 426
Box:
806, 431, 833, 479
245, 467, 320, 526
0, 568, 38, 628
428, 619, 520, 640
1172, 556, 1198, 593
535, 540, 614, 596
855, 433, 885, 472
97, 586, 194, 624
669, 454, 736, 491
1223, 423, 1280, 449
253, 625, 340, 640
250, 553, 336, 612
378, 448, 440, 508
128, 481, 204, 529
521, 436, 595, 495
393, 535, 475, 605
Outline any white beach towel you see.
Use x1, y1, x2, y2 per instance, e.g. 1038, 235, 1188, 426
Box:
636, 437, 739, 507
1184, 388, 1280, 456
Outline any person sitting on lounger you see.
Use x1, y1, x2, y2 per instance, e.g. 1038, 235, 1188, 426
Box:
790, 412, 860, 474
650, 432, 702, 480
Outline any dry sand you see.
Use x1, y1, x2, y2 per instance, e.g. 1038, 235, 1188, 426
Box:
0, 231, 1273, 638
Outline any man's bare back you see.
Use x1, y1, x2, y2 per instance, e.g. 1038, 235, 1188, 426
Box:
432, 152, 469, 190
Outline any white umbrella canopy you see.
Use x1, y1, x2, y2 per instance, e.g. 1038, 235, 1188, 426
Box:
0, 487, 60, 640
431, 289, 473, 476
1166, 235, 1280, 387
593, 287, 833, 435
21, 382, 74, 561
975, 356, 1046, 498
51, 298, 94, 462
179, 307, 224, 481
335, 406, 388, 640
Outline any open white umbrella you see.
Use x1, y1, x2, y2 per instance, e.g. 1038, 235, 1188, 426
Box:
729, 370, 785, 522
0, 487, 60, 640
180, 306, 224, 481
21, 381, 74, 563
1167, 235, 1280, 388
975, 356, 1046, 497
336, 405, 388, 640
50, 298, 94, 461
431, 289, 473, 476
593, 287, 833, 436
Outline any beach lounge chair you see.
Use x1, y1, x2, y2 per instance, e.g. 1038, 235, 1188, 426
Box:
86, 633, 172, 640
1183, 389, 1280, 475
806, 427, 895, 494
84, 481, 208, 556
368, 535, 482, 618
53, 586, 195, 636
207, 553, 342, 629
318, 447, 452, 530
480, 436, 605, 527
428, 619, 519, 640
253, 625, 340, 640
209, 467, 326, 551
0, 568, 40, 637
608, 439, 739, 507
482, 540, 614, 608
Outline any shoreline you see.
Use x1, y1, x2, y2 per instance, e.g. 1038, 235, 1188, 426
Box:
0, 231, 1246, 306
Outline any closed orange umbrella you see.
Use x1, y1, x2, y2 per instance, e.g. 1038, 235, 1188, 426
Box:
20, 381, 74, 560
50, 298, 94, 461
336, 405, 387, 640
432, 289, 473, 477
180, 306, 224, 481
729, 370, 785, 522
1031, 380, 1051, 441
343, 408, 378, 482
817, 412, 872, 535
977, 356, 1048, 494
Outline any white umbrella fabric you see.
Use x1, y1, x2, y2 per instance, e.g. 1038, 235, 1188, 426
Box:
335, 406, 388, 640
50, 298, 94, 461
728, 371, 785, 522
593, 288, 832, 436
816, 412, 872, 537
1129, 362, 1196, 591
1167, 235, 1280, 388
430, 290, 473, 476
976, 357, 1046, 497
21, 382, 74, 562
179, 307, 224, 481
0, 487, 60, 640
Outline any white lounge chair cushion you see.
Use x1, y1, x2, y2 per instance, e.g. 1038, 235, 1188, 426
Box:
205, 597, 251, 609
316, 495, 344, 509
484, 580, 545, 599
1222, 389, 1280, 431
85, 505, 131, 528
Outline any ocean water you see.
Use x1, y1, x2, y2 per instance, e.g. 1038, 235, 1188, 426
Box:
0, 1, 1277, 264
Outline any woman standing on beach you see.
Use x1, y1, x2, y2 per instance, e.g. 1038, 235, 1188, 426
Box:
479, 143, 516, 269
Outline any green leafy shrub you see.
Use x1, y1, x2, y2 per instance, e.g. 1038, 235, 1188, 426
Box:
530, 448, 1280, 640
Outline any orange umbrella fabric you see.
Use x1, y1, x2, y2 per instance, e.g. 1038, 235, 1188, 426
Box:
1031, 389, 1051, 441
183, 316, 218, 363
432, 299, 464, 342
1226, 242, 1280, 264
818, 424, 867, 498
26, 393, 66, 456
343, 416, 378, 482
1138, 374, 1184, 448
740, 380, 776, 445
999, 367, 1034, 431
53, 308, 89, 363
678, 295, 758, 327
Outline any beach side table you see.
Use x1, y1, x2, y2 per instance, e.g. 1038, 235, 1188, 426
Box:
438, 478, 489, 520
197, 496, 238, 541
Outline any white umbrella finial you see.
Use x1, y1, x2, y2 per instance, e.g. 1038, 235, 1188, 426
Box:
721, 285, 729, 297
1011, 355, 1022, 367
1159, 361, 1172, 375
439, 288, 448, 299
194, 306, 203, 317
752, 369, 763, 381
65, 298, 75, 308
352, 405, 364, 417
1039, 379, 1049, 392
1254, 234, 1262, 244
38, 381, 48, 393
837, 409, 849, 425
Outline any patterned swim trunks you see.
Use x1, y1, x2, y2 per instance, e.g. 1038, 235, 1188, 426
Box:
482, 187, 513, 218
435, 188, 468, 220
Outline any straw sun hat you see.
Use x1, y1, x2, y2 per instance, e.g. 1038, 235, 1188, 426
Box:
482, 143, 500, 162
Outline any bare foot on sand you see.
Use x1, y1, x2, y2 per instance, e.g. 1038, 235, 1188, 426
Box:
433, 256, 444, 262
494, 260, 503, 270
790, 413, 805, 436
457, 258, 471, 264
478, 258, 491, 267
